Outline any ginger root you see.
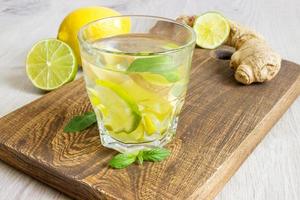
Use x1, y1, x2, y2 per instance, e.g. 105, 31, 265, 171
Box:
176, 16, 282, 85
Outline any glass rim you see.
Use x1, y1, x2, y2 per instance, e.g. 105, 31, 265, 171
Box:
77, 15, 196, 56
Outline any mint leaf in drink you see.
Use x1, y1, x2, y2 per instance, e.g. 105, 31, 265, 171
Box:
109, 153, 137, 169
127, 55, 180, 82
161, 71, 180, 82
142, 148, 170, 162
128, 55, 176, 72
64, 111, 97, 132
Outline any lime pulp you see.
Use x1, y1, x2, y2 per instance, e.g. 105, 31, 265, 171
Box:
26, 39, 77, 91
193, 12, 230, 49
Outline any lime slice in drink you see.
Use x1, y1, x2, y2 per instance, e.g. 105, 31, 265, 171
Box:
142, 113, 159, 135
110, 124, 145, 143
140, 98, 173, 135
193, 12, 230, 49
90, 80, 141, 133
115, 76, 173, 135
26, 39, 77, 91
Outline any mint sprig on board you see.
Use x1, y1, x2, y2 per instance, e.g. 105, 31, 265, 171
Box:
64, 111, 97, 132
109, 148, 170, 169
108, 153, 137, 169
142, 148, 171, 162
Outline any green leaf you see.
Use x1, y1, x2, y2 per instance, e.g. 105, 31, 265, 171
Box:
109, 153, 137, 169
127, 55, 180, 82
128, 55, 175, 72
108, 148, 171, 169
161, 71, 180, 82
64, 111, 97, 132
137, 151, 144, 165
142, 148, 170, 162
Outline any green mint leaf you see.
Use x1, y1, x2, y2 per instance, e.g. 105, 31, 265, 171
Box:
108, 148, 171, 169
109, 153, 137, 169
137, 151, 144, 165
142, 148, 170, 162
128, 55, 176, 72
127, 55, 180, 82
161, 71, 180, 82
64, 111, 97, 132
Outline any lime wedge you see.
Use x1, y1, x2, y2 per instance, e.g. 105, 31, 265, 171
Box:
193, 12, 230, 49
26, 39, 77, 91
90, 80, 141, 133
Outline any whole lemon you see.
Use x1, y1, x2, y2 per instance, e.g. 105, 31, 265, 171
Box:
57, 7, 125, 65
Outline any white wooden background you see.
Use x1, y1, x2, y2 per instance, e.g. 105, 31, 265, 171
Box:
0, 0, 299, 199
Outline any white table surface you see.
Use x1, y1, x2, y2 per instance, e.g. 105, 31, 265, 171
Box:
0, 0, 299, 199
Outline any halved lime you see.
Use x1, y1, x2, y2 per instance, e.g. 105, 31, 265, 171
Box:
26, 39, 77, 91
89, 80, 141, 133
193, 12, 230, 49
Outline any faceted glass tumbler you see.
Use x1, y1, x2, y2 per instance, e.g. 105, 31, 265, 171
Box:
78, 15, 196, 153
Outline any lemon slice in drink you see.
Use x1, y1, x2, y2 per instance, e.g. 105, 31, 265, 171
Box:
89, 80, 141, 133
193, 12, 230, 49
26, 39, 77, 91
139, 97, 173, 136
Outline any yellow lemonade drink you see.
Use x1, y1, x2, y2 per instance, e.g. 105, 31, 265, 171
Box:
78, 16, 195, 152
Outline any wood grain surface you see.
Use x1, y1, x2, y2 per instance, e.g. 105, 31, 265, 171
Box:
0, 48, 299, 200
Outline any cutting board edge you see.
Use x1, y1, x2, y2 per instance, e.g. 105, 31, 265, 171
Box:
187, 74, 300, 200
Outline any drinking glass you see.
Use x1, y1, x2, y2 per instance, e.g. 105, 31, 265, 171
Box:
78, 15, 195, 153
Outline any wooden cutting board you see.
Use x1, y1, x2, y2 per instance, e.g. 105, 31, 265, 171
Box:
0, 48, 299, 200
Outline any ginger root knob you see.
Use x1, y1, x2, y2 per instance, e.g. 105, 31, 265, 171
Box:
177, 16, 282, 85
